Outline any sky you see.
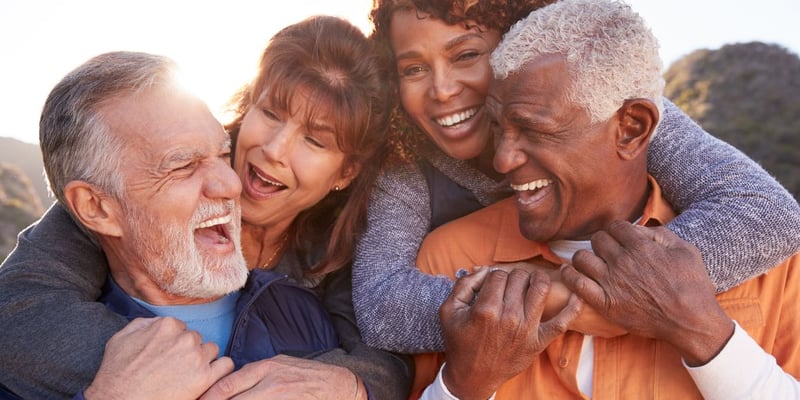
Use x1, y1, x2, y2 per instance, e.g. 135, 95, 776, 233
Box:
1, 0, 798, 146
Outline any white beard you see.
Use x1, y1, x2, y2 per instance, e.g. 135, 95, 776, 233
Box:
127, 200, 248, 299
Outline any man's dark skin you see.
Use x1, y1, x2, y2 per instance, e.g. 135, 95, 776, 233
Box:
561, 221, 736, 367
427, 50, 659, 398
439, 267, 582, 399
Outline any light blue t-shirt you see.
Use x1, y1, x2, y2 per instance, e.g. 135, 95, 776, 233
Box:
133, 292, 240, 353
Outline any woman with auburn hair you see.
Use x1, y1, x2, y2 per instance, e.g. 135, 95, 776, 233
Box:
0, 15, 411, 400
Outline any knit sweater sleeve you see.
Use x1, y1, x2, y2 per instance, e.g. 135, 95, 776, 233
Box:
0, 203, 127, 400
352, 162, 454, 353
649, 99, 800, 292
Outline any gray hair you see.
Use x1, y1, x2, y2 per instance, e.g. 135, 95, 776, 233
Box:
490, 0, 664, 124
39, 51, 180, 205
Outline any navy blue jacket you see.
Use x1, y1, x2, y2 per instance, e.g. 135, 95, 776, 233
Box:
0, 269, 340, 400
56, 270, 341, 400
100, 269, 340, 369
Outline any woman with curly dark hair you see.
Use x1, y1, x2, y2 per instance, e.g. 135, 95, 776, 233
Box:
352, 0, 800, 360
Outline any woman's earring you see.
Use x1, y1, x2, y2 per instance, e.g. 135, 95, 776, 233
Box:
333, 185, 341, 191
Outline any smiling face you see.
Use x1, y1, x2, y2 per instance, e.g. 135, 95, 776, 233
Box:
490, 55, 627, 242
233, 86, 357, 232
104, 87, 248, 301
389, 7, 501, 161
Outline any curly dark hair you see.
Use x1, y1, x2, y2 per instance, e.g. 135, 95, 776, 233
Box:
371, 0, 555, 40
369, 0, 556, 162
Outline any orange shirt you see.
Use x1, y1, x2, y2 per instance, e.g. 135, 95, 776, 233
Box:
413, 177, 800, 399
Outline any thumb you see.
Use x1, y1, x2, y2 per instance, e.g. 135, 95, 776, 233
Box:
209, 356, 235, 383
447, 267, 490, 308
634, 225, 678, 248
200, 358, 268, 400
539, 294, 582, 342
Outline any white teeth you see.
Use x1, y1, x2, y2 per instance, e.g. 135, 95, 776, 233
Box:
436, 108, 477, 127
196, 215, 231, 229
510, 179, 552, 192
254, 170, 285, 187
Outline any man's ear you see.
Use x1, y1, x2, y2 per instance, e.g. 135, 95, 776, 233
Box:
616, 99, 659, 160
63, 181, 124, 238
333, 161, 362, 191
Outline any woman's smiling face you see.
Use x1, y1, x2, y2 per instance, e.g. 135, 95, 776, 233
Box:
390, 7, 501, 160
233, 87, 357, 229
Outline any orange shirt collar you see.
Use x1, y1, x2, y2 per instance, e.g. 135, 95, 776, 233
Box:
494, 175, 675, 263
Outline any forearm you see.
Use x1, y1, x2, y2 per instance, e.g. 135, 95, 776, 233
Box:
497, 262, 624, 337
352, 168, 454, 352
648, 99, 800, 292
686, 322, 800, 399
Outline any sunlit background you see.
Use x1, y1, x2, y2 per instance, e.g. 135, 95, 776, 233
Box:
2, 0, 798, 145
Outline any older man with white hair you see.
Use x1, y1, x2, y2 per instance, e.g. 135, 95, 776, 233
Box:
413, 0, 800, 399
0, 51, 338, 400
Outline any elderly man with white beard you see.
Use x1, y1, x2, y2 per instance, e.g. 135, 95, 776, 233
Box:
0, 51, 339, 400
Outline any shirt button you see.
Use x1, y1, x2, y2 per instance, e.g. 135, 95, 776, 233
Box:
559, 358, 569, 368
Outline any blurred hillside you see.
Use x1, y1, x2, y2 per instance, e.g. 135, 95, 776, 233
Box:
0, 137, 51, 207
0, 138, 48, 262
664, 41, 800, 200
0, 162, 43, 260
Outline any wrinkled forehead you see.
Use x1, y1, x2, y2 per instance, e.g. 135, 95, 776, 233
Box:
491, 54, 571, 103
103, 87, 226, 159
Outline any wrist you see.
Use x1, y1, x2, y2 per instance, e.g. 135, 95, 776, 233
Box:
441, 362, 497, 400
679, 315, 735, 367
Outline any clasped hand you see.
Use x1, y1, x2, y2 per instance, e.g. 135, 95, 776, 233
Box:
439, 267, 582, 400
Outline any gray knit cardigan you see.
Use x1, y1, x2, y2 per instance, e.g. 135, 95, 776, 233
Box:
352, 99, 800, 353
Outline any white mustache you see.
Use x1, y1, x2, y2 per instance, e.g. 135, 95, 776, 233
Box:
192, 201, 237, 229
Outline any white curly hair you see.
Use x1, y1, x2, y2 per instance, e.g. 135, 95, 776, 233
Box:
490, 0, 664, 126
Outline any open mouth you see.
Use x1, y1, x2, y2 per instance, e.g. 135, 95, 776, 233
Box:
195, 214, 232, 245
248, 164, 287, 195
510, 179, 552, 192
435, 107, 478, 128
511, 179, 554, 207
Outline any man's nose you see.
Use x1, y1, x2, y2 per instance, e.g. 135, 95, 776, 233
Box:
205, 158, 242, 200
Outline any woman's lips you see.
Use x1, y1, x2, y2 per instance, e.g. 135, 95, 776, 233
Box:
245, 163, 286, 198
